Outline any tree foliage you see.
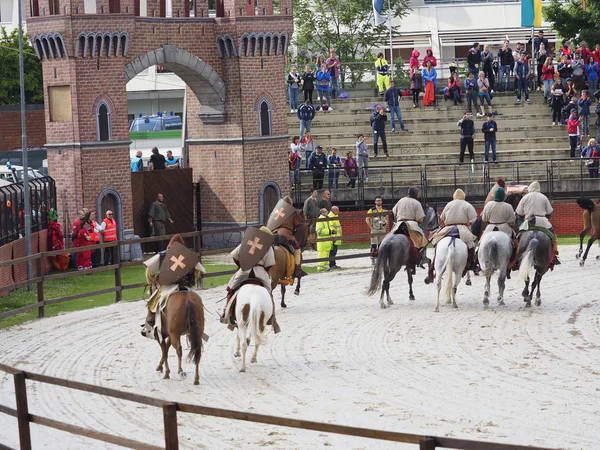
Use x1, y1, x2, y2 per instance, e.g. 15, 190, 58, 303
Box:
543, 0, 600, 46
0, 28, 44, 106
292, 0, 410, 67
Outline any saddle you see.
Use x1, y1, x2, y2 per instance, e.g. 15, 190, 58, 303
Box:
393, 221, 410, 236
447, 226, 461, 239
224, 279, 279, 332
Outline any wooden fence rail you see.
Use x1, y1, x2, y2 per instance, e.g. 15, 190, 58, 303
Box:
0, 363, 557, 450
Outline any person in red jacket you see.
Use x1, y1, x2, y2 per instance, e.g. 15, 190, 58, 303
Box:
409, 49, 420, 76
593, 44, 600, 65
75, 222, 92, 270
422, 48, 437, 67
567, 109, 581, 158
577, 41, 593, 64
541, 57, 555, 104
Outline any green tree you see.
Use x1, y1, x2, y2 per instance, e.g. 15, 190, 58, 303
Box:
543, 0, 600, 47
0, 27, 44, 106
292, 0, 410, 86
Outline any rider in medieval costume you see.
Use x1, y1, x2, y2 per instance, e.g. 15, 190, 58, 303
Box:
426, 188, 477, 283
515, 180, 560, 265
271, 196, 303, 279
220, 226, 280, 333
366, 196, 388, 265
390, 187, 429, 272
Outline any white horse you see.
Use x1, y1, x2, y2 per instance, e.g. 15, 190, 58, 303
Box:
234, 284, 274, 372
434, 236, 468, 312
478, 231, 512, 307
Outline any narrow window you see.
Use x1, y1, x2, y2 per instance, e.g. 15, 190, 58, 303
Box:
98, 103, 111, 141
259, 101, 271, 136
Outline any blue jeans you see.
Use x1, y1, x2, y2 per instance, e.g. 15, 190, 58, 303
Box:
499, 65, 511, 90
479, 92, 491, 107
389, 105, 406, 130
582, 115, 590, 135
330, 76, 340, 96
468, 67, 479, 78
589, 78, 598, 92
289, 87, 298, 110
543, 79, 553, 99
328, 169, 340, 189
485, 138, 497, 162
305, 150, 312, 169
299, 119, 311, 139
516, 78, 529, 100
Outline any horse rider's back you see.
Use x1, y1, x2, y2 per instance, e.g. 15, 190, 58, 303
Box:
515, 182, 553, 230
481, 201, 515, 236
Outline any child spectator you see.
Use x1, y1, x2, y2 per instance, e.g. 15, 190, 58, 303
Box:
297, 100, 315, 138
541, 57, 555, 104
481, 112, 498, 163
578, 91, 592, 136
409, 49, 420, 76
477, 71, 492, 116
586, 56, 599, 92
514, 52, 531, 104
564, 78, 577, 103
447, 72, 462, 105
422, 60, 437, 106
344, 151, 359, 188
327, 147, 341, 190
315, 55, 325, 73
300, 130, 315, 169
301, 65, 315, 104
464, 72, 481, 115
289, 141, 301, 188
557, 55, 573, 87
550, 80, 565, 126
562, 97, 578, 125
316, 63, 332, 111
410, 68, 423, 108
76, 222, 92, 270
567, 109, 581, 158
448, 57, 458, 76
581, 138, 600, 178
288, 67, 300, 112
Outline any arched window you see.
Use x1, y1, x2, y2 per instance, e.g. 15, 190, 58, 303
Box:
217, 38, 226, 58
259, 100, 271, 136
97, 102, 111, 141
30, 0, 40, 16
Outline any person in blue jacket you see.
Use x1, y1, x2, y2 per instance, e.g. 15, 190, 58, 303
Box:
316, 63, 332, 111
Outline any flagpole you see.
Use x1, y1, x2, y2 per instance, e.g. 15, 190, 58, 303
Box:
388, 0, 394, 80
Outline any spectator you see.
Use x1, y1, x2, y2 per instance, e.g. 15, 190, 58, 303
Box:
148, 193, 173, 250
344, 151, 358, 188
410, 67, 423, 108
559, 39, 572, 58
370, 105, 388, 157
327, 206, 342, 269
316, 208, 333, 272
586, 56, 599, 92
319, 189, 332, 211
303, 187, 319, 249
422, 48, 437, 67
309, 145, 327, 189
572, 52, 586, 90
513, 42, 524, 60
409, 49, 420, 76
458, 111, 476, 165
564, 78, 577, 102
481, 44, 495, 92
529, 30, 550, 55
290, 136, 302, 187
467, 42, 481, 77
366, 196, 388, 265
594, 44, 600, 65
535, 42, 549, 89
327, 147, 341, 190
375, 52, 390, 96
385, 81, 408, 132
578, 90, 592, 136
542, 57, 556, 104
300, 130, 315, 169
596, 102, 600, 141
448, 57, 458, 76
302, 65, 315, 104
95, 210, 118, 265
558, 55, 573, 87
298, 100, 316, 139
131, 150, 143, 172
581, 138, 600, 178
422, 60, 437, 107
315, 55, 325, 73
149, 147, 166, 170
477, 71, 492, 116
447, 72, 462, 105
578, 41, 593, 63
75, 219, 93, 270
89, 211, 101, 268
71, 208, 88, 245
356, 134, 369, 181
316, 63, 332, 111
165, 150, 180, 169
498, 41, 514, 92
326, 49, 342, 99
481, 112, 498, 163
288, 66, 300, 112
567, 109, 581, 159
514, 52, 531, 104
562, 96, 578, 125
550, 80, 565, 125
464, 72, 481, 115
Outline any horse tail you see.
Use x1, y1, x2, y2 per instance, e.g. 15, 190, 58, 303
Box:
519, 237, 539, 281
185, 295, 203, 366
482, 237, 497, 272
366, 241, 389, 296
443, 240, 455, 302
248, 294, 265, 347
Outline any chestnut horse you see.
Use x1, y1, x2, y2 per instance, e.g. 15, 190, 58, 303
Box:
576, 198, 600, 266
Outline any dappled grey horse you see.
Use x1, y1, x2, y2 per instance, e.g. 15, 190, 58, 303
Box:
478, 231, 512, 307
518, 230, 553, 307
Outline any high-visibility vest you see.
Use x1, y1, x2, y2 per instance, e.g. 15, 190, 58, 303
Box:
90, 220, 100, 242
103, 218, 117, 242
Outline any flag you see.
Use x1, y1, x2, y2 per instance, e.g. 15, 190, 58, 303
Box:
373, 0, 388, 26
521, 0, 542, 27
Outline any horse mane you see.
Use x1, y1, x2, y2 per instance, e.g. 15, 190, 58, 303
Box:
167, 234, 185, 249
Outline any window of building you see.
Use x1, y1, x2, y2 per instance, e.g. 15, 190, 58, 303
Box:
109, 0, 120, 13
48, 86, 73, 122
30, 0, 40, 16
49, 0, 60, 15
97, 102, 111, 141
259, 100, 271, 136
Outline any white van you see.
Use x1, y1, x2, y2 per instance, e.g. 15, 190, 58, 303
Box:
0, 164, 44, 184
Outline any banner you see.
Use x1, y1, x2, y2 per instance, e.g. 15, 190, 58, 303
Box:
373, 0, 388, 26
521, 0, 542, 28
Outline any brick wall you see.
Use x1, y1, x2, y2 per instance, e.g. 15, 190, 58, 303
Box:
0, 107, 46, 152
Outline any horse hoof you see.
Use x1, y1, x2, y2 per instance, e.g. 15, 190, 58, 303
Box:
498, 300, 505, 306
163, 374, 170, 380
251, 358, 257, 363
465, 280, 472, 286
483, 299, 489, 305
535, 299, 541, 306
452, 304, 458, 309
380, 304, 387, 309
281, 302, 287, 308
575, 252, 581, 259
433, 307, 439, 313
525, 302, 531, 308
234, 352, 241, 358
580, 260, 585, 267
180, 372, 187, 378
193, 380, 199, 386
294, 290, 300, 296
409, 295, 415, 301
156, 367, 163, 373
596, 255, 600, 260
239, 367, 246, 373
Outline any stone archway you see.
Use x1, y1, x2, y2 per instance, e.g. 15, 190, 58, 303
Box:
125, 45, 226, 123
259, 181, 282, 225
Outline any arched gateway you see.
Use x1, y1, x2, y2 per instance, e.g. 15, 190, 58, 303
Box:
27, 0, 292, 231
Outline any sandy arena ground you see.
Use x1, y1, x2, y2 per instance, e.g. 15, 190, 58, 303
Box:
1, 245, 599, 449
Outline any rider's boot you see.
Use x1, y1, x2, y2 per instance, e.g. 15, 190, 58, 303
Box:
464, 247, 475, 277
424, 253, 436, 284
552, 240, 561, 265
220, 287, 236, 330
266, 294, 281, 334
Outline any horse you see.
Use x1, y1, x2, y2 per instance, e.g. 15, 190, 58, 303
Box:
233, 284, 274, 372
518, 230, 553, 307
141, 290, 204, 385
366, 205, 439, 309
575, 198, 600, 266
270, 220, 310, 308
478, 231, 512, 307
433, 236, 468, 313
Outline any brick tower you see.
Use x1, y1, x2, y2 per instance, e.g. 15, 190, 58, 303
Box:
26, 0, 293, 233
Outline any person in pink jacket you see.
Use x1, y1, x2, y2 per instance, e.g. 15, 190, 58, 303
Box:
422, 48, 437, 67
409, 49, 420, 76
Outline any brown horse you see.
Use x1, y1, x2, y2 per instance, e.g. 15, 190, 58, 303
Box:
269, 221, 310, 308
576, 198, 600, 266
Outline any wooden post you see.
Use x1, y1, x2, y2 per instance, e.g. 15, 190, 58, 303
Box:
114, 243, 122, 303
419, 436, 436, 450
35, 257, 44, 318
13, 372, 32, 450
162, 403, 179, 450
